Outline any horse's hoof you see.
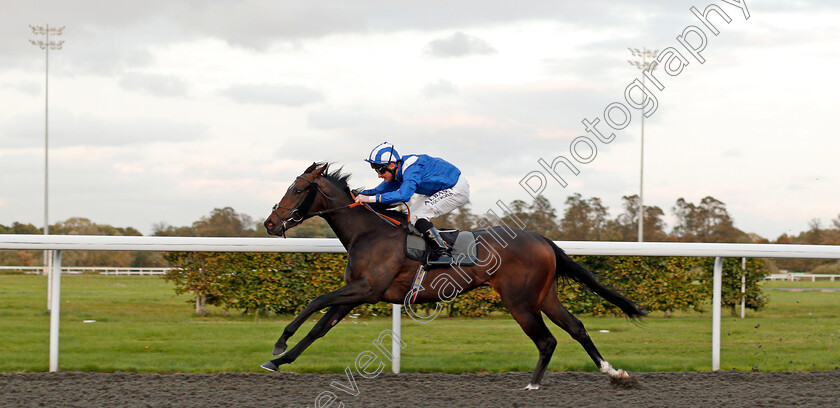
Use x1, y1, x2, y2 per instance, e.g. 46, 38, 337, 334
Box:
608, 371, 640, 389
272, 344, 287, 357
261, 361, 278, 372
524, 383, 540, 390
600, 361, 629, 379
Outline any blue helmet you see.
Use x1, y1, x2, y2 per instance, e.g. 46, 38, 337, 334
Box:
365, 142, 401, 165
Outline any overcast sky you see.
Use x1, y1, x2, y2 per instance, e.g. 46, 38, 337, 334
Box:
1, 0, 838, 239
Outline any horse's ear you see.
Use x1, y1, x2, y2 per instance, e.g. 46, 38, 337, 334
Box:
311, 163, 328, 177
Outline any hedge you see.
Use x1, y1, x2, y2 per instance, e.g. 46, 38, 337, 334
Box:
163, 252, 769, 318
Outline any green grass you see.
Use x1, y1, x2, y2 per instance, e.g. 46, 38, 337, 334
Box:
1, 275, 839, 373
763, 279, 840, 289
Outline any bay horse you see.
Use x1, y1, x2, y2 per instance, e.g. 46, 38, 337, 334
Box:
261, 163, 644, 389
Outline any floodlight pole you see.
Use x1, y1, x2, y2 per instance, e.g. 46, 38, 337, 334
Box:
627, 47, 659, 242
30, 24, 65, 308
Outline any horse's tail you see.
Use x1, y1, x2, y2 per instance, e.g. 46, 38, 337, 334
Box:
542, 237, 646, 320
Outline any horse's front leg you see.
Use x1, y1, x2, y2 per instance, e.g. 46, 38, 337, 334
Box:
261, 304, 357, 371
273, 280, 373, 356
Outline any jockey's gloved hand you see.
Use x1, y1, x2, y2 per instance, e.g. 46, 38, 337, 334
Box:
355, 195, 376, 204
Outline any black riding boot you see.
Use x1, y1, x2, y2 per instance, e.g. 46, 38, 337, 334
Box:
424, 227, 454, 267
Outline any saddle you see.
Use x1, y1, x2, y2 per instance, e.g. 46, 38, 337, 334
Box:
405, 226, 480, 268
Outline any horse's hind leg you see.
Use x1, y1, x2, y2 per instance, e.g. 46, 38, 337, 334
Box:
541, 293, 629, 380
507, 307, 557, 390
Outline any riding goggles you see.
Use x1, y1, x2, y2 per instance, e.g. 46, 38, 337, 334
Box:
371, 163, 389, 174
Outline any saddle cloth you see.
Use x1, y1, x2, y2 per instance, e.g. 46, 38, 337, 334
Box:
405, 229, 480, 267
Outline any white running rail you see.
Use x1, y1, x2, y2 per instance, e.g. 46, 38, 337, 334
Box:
0, 266, 171, 275
2, 234, 840, 373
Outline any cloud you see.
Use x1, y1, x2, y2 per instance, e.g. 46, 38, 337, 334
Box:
1, 110, 208, 148
307, 108, 379, 130
466, 84, 614, 130
66, 115, 208, 146
2, 0, 840, 240
1, 80, 41, 96
722, 149, 742, 158
119, 72, 189, 97
221, 84, 325, 107
180, 1, 366, 50
113, 162, 144, 173
8, 24, 159, 76
423, 79, 458, 98
425, 32, 497, 58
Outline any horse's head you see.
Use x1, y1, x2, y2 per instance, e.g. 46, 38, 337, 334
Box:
264, 162, 330, 237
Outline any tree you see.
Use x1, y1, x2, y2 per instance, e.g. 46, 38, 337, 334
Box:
702, 257, 769, 316
162, 249, 226, 314
192, 207, 259, 237
451, 202, 479, 230
528, 196, 561, 239
614, 195, 668, 241
153, 222, 196, 237
435, 202, 478, 231
672, 196, 747, 242
285, 217, 336, 238
1, 219, 163, 267
559, 193, 610, 240
0, 222, 41, 234
804, 219, 824, 244
496, 199, 529, 233
560, 193, 590, 240
52, 217, 141, 237
0, 222, 43, 266
50, 217, 143, 267
587, 197, 610, 241
162, 207, 260, 315
813, 260, 840, 275
672, 198, 700, 241
772, 216, 840, 272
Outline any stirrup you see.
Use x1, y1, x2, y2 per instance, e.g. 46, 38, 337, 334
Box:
427, 249, 454, 266
424, 227, 454, 267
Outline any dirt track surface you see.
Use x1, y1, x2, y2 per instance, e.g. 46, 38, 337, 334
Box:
2, 371, 839, 407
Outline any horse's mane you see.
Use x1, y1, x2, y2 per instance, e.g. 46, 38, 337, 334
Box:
313, 162, 409, 223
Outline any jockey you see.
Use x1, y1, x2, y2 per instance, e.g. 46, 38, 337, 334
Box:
355, 142, 470, 266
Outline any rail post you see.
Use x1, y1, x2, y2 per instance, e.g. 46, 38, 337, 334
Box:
391, 304, 402, 374
712, 256, 723, 371
49, 249, 62, 372
741, 258, 746, 319
46, 249, 53, 310
392, 304, 401, 374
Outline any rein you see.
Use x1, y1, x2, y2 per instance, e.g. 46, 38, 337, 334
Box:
349, 192, 403, 227
272, 176, 402, 235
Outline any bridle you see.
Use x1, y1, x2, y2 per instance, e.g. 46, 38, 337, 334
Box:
271, 175, 332, 228
270, 173, 403, 237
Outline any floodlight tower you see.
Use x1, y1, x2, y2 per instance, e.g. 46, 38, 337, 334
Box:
29, 24, 65, 304
627, 47, 659, 243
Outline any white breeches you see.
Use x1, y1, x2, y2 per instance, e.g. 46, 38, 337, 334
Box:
406, 175, 470, 224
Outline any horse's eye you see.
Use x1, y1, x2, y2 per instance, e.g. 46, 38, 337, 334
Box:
295, 190, 303, 195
